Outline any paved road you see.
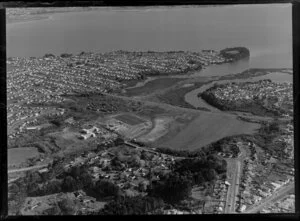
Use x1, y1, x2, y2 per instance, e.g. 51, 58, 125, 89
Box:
244, 182, 294, 214
225, 161, 242, 213
224, 144, 247, 214
8, 164, 48, 174
224, 160, 237, 213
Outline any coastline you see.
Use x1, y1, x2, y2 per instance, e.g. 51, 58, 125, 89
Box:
7, 15, 51, 25
6, 7, 100, 25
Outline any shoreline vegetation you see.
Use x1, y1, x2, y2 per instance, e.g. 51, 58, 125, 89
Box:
219, 47, 250, 61
218, 68, 292, 81
154, 82, 212, 112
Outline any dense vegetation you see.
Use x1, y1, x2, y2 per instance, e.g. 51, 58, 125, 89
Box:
148, 172, 193, 204
156, 147, 207, 158
200, 83, 280, 117
43, 53, 55, 58
220, 47, 250, 61
99, 196, 165, 215
147, 152, 227, 204
9, 131, 230, 215
24, 163, 121, 201
257, 121, 291, 160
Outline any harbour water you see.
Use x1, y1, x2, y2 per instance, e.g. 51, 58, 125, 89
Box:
7, 4, 292, 69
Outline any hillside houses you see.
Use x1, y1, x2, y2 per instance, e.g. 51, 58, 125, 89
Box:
204, 80, 293, 117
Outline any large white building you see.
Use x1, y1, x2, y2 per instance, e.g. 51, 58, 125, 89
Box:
79, 126, 100, 140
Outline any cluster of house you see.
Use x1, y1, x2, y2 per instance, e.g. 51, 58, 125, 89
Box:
78, 125, 116, 141
272, 123, 294, 160
236, 153, 293, 212
94, 50, 228, 76
8, 49, 231, 105
6, 49, 233, 141
62, 143, 177, 197
259, 194, 295, 213
7, 103, 65, 139
160, 208, 201, 215
209, 80, 293, 117
211, 180, 231, 213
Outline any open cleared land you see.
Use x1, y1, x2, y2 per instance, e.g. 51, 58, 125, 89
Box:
114, 114, 146, 126
138, 117, 173, 142
102, 112, 153, 139
161, 113, 260, 150
124, 78, 185, 97
8, 147, 41, 168
19, 192, 107, 215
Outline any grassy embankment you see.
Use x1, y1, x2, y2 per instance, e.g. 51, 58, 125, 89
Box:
218, 68, 291, 81
153, 82, 211, 111
123, 78, 186, 97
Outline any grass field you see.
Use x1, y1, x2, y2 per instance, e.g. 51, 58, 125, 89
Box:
8, 147, 40, 168
161, 113, 260, 151
115, 114, 146, 126
153, 81, 211, 111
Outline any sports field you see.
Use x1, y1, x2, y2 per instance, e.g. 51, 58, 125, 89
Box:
115, 114, 146, 126
162, 113, 260, 150
8, 147, 40, 168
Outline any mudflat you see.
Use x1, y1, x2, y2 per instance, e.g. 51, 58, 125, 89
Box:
162, 113, 260, 150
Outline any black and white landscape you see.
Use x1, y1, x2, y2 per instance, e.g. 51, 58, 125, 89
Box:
7, 4, 294, 215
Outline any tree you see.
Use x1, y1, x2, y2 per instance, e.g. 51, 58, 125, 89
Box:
50, 119, 61, 127
44, 53, 55, 58
93, 180, 121, 198
148, 173, 192, 204
26, 171, 42, 184
207, 154, 227, 174
27, 182, 41, 196
204, 168, 217, 182
79, 172, 93, 189
57, 198, 76, 215
114, 137, 124, 146
60, 53, 72, 58
62, 176, 78, 192
42, 179, 62, 195
69, 166, 81, 179
8, 183, 19, 194
193, 172, 205, 185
